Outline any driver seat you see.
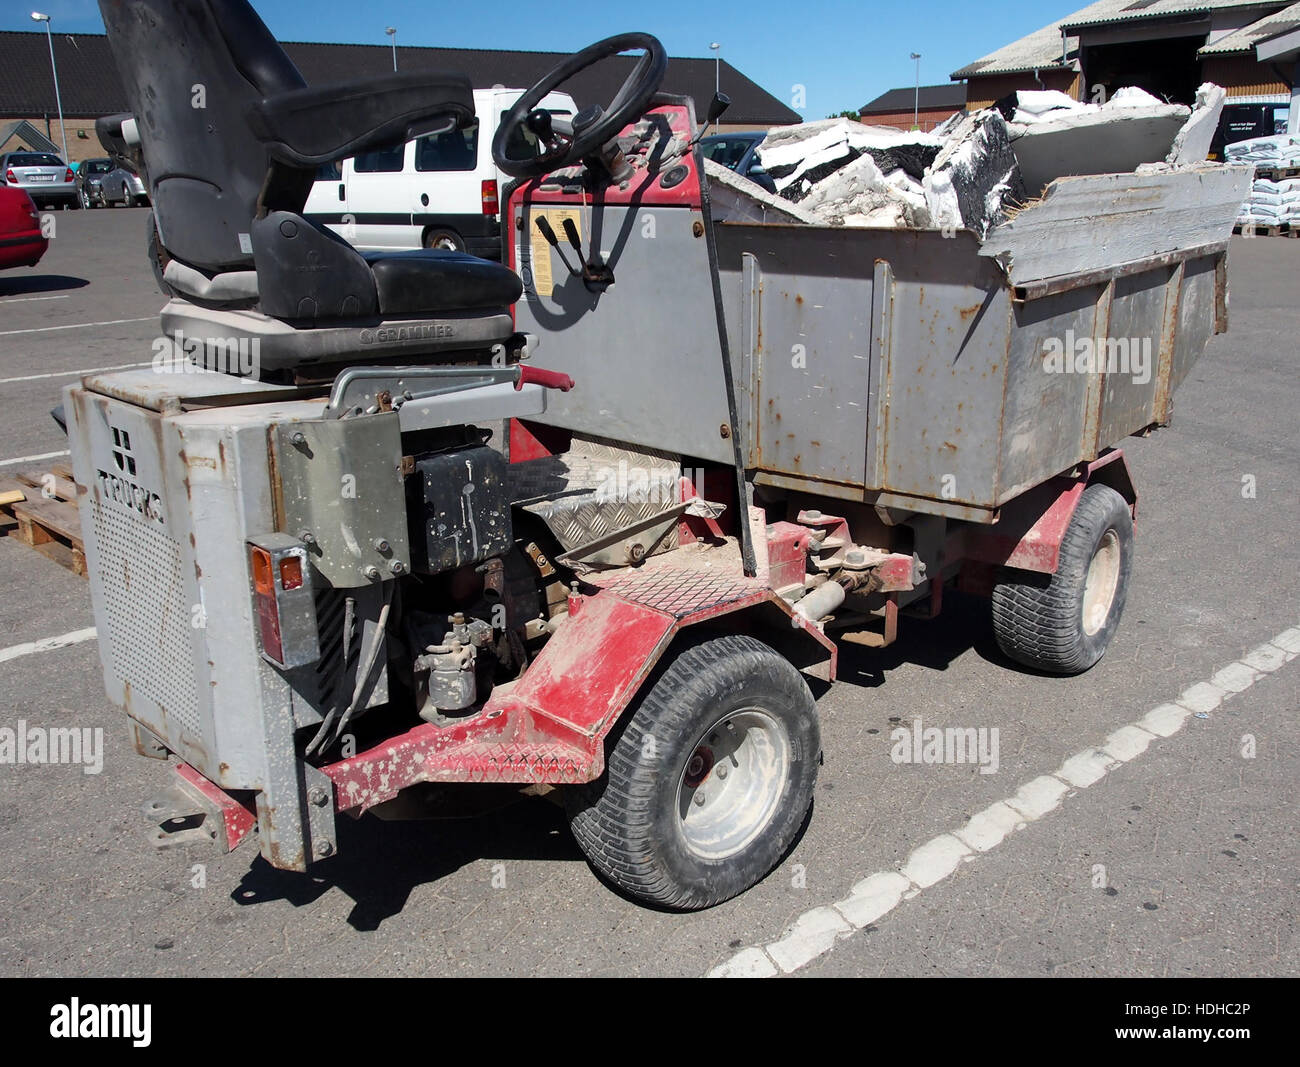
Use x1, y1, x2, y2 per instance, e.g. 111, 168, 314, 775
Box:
98, 0, 522, 380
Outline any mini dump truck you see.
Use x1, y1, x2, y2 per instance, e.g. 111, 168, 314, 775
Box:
66, 1, 1251, 908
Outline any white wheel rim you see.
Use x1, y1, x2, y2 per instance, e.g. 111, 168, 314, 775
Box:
1082, 529, 1121, 636
676, 708, 790, 860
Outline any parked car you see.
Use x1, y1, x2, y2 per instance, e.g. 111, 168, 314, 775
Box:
75, 157, 116, 208
0, 185, 48, 270
699, 131, 776, 192
100, 162, 150, 207
0, 151, 78, 209
303, 87, 575, 257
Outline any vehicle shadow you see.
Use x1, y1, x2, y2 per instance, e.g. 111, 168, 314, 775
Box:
231, 788, 582, 931
0, 274, 89, 297
828, 589, 1016, 690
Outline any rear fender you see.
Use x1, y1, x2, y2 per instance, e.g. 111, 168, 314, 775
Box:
964, 451, 1136, 576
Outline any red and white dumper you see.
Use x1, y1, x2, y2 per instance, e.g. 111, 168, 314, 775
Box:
66, 1, 1250, 907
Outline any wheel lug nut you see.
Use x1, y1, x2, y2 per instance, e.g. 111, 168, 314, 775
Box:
694, 791, 706, 806
716, 765, 728, 780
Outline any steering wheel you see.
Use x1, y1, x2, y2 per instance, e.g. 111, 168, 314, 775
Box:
492, 32, 667, 180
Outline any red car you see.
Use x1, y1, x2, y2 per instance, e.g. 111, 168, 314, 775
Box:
0, 185, 48, 271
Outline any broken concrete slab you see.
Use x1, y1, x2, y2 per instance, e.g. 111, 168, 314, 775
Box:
798, 153, 925, 228
702, 158, 819, 225
757, 118, 940, 200
923, 108, 1024, 239
1167, 83, 1227, 165
1008, 102, 1191, 195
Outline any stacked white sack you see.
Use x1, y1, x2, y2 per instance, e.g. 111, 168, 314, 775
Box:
1227, 136, 1300, 226
1236, 177, 1300, 227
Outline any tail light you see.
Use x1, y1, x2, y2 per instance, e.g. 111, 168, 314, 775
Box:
64, 168, 74, 183
481, 178, 499, 215
248, 535, 320, 669
5, 169, 14, 183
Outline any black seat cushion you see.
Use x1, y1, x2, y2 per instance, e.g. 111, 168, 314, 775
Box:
364, 251, 523, 316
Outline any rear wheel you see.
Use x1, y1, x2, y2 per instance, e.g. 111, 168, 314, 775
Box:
422, 227, 464, 252
566, 634, 820, 910
991, 483, 1133, 674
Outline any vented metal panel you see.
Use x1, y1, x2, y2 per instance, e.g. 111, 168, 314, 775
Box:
90, 498, 202, 736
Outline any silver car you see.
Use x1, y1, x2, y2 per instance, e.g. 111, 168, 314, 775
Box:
98, 163, 149, 208
1, 151, 77, 209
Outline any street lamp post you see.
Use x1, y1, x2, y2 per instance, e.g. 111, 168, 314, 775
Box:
910, 52, 922, 130
31, 12, 68, 164
709, 42, 720, 95
385, 26, 397, 72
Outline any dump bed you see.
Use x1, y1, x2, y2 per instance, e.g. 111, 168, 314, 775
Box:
710, 163, 1253, 520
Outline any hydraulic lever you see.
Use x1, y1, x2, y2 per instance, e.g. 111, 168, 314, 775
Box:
534, 214, 614, 293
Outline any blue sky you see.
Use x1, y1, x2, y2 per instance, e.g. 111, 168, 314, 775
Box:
7, 0, 1079, 115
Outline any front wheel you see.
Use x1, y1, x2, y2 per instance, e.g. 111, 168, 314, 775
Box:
991, 483, 1133, 674
566, 634, 820, 910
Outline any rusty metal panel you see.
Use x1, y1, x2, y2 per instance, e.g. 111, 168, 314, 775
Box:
1096, 266, 1175, 447
271, 412, 410, 589
66, 376, 364, 873
1169, 253, 1220, 409
869, 239, 1013, 507
740, 228, 878, 485
998, 285, 1099, 502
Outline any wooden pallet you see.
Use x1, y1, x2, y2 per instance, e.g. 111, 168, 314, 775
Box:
1233, 222, 1296, 237
1252, 166, 1300, 182
0, 463, 86, 577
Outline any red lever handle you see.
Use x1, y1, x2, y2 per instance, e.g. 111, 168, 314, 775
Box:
516, 365, 575, 392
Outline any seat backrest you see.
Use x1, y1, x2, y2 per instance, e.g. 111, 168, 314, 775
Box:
99, 0, 308, 273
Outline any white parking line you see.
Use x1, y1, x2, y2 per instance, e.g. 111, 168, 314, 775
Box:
0, 317, 154, 337
0, 295, 69, 304
0, 449, 70, 468
0, 627, 98, 665
707, 624, 1300, 978
0, 361, 152, 385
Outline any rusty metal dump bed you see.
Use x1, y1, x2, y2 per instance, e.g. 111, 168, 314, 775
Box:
713, 164, 1253, 521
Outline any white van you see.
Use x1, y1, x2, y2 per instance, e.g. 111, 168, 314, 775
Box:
304, 87, 575, 259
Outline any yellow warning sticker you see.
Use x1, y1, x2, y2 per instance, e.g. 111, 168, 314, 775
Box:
528, 207, 582, 299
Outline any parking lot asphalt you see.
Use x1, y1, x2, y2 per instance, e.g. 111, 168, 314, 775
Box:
0, 207, 1295, 977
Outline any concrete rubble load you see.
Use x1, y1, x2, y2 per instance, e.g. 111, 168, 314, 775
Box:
709, 84, 1230, 242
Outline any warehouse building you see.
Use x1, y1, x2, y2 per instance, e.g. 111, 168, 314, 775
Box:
954, 0, 1300, 135
0, 30, 798, 163
858, 83, 967, 131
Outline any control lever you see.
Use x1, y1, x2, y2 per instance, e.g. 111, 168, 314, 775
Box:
534, 215, 560, 247
561, 217, 582, 253
532, 214, 614, 293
